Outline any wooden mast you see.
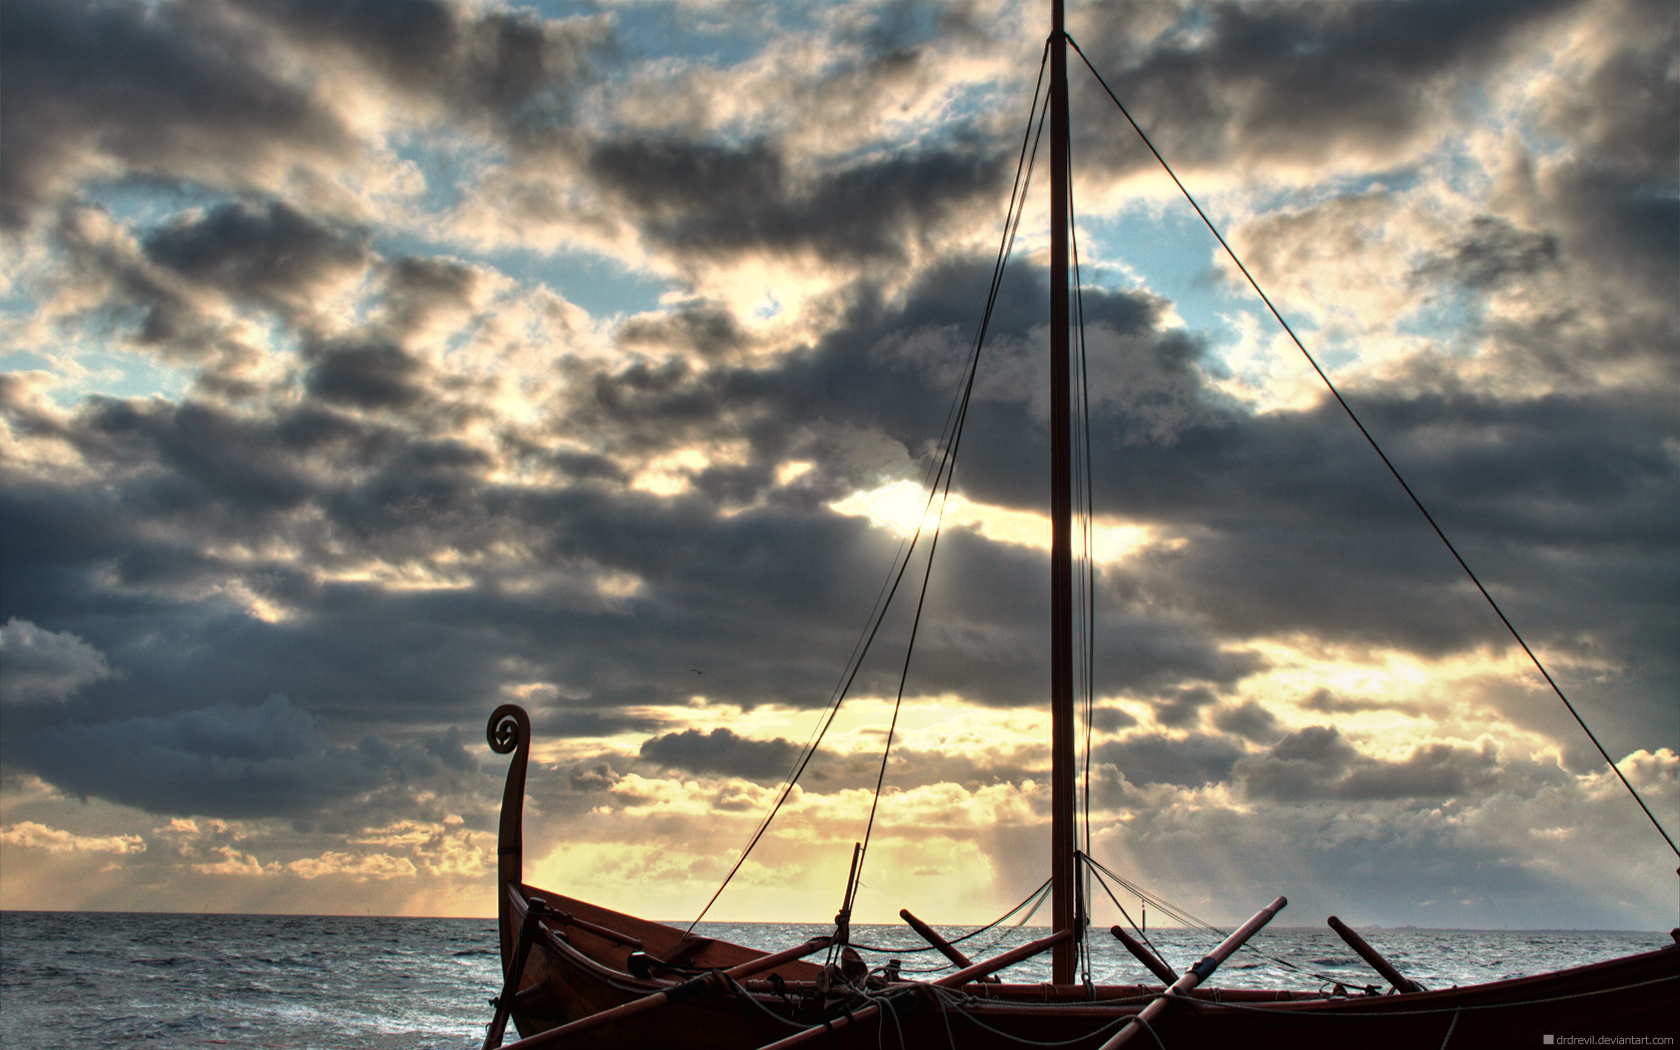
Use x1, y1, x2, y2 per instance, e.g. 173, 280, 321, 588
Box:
1048, 0, 1078, 987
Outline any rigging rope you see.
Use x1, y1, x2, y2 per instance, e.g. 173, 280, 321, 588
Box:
852, 36, 1058, 908
1068, 126, 1102, 986
849, 877, 1054, 956
685, 40, 1058, 933
1065, 35, 1678, 862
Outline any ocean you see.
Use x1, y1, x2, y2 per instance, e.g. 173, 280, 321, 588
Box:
1, 911, 1669, 1048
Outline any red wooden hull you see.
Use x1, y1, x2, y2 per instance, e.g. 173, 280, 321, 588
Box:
483, 706, 1677, 1050
495, 883, 1678, 1050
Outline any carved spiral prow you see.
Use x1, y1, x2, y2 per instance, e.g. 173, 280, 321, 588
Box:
487, 704, 531, 969
488, 704, 529, 756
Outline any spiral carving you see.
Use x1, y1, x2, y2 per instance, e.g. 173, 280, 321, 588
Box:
488, 704, 528, 755
488, 703, 532, 968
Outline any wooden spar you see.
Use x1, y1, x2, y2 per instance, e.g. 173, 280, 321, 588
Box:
901, 907, 973, 969
1097, 896, 1288, 1050
1328, 916, 1421, 993
751, 929, 1076, 1050
485, 897, 547, 1050
1048, 0, 1078, 989
549, 911, 642, 951
497, 936, 832, 1050
1109, 925, 1178, 985
900, 908, 999, 982
835, 841, 862, 944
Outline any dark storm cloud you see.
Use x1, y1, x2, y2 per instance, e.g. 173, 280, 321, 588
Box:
3, 227, 1672, 776
1211, 700, 1279, 742
618, 305, 750, 361
567, 257, 1189, 509
1095, 732, 1245, 788
1, 0, 610, 241
1531, 0, 1678, 302
535, 707, 666, 739
142, 200, 370, 315
1089, 706, 1136, 732
235, 0, 609, 135
1414, 216, 1559, 291
1, 0, 1673, 872
9, 232, 1670, 781
1236, 725, 1508, 802
1150, 684, 1218, 728
586, 135, 1006, 262
569, 761, 620, 793
1301, 688, 1424, 718
0, 619, 118, 705
1069, 0, 1576, 170
2, 694, 476, 818
0, 0, 354, 229
304, 341, 429, 410
638, 727, 800, 782
1074, 382, 1680, 665
381, 256, 482, 338
423, 725, 477, 773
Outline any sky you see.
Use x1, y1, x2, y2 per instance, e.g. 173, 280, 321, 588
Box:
1, 0, 1675, 934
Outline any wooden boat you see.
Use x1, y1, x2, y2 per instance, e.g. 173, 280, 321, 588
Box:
478, 3, 1678, 1047
482, 701, 1676, 1050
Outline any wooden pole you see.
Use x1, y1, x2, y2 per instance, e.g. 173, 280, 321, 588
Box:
1109, 925, 1178, 985
751, 929, 1075, 1050
550, 911, 643, 951
497, 937, 832, 1050
1048, 0, 1078, 989
901, 908, 1000, 982
484, 897, 547, 1049
901, 908, 974, 969
1097, 896, 1287, 1050
1327, 916, 1421, 993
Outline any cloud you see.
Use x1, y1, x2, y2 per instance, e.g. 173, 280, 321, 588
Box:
1069, 0, 1577, 175
587, 134, 1006, 264
638, 727, 800, 782
1236, 725, 1508, 802
1211, 700, 1279, 742
1300, 688, 1425, 718
0, 820, 144, 854
0, 0, 359, 230
1413, 216, 1560, 291
0, 0, 1673, 927
235, 0, 610, 134
192, 845, 280, 877
303, 339, 429, 410
288, 850, 417, 881
1094, 732, 1245, 788
1150, 685, 1219, 729
141, 199, 370, 319
0, 618, 118, 704
3, 694, 477, 819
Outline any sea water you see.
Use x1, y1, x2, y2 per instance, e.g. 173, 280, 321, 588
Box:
1, 911, 1669, 1049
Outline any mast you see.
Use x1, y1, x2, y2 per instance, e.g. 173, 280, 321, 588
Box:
1048, 0, 1078, 986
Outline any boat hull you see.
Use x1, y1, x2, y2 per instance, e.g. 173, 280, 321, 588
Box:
484, 707, 1676, 1050
497, 883, 1679, 1050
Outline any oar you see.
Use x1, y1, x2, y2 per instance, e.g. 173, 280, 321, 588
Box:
484, 897, 547, 1049
1327, 916, 1421, 993
900, 908, 999, 982
497, 936, 832, 1050
750, 928, 1074, 1050
1097, 895, 1288, 1050
1109, 924, 1177, 985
